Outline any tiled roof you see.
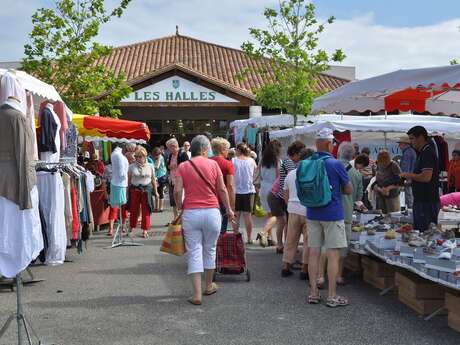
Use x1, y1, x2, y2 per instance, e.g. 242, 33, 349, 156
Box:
97, 34, 349, 99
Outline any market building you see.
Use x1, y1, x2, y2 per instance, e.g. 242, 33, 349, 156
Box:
95, 32, 352, 144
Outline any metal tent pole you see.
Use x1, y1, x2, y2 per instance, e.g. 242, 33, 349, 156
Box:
0, 272, 42, 345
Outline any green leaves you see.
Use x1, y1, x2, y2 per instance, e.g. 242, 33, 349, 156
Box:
22, 0, 132, 117
241, 0, 345, 124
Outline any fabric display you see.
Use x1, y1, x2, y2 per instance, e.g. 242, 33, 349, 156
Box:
332, 130, 352, 158
36, 164, 95, 261
0, 85, 44, 278
37, 171, 67, 265
433, 136, 449, 172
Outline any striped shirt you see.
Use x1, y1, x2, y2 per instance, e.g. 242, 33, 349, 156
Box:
276, 158, 297, 199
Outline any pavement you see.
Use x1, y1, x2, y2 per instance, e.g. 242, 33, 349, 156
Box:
0, 208, 459, 345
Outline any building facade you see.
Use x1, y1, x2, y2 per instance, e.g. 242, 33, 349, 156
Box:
96, 33, 351, 144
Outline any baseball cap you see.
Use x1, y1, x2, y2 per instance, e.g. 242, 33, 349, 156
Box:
315, 127, 334, 140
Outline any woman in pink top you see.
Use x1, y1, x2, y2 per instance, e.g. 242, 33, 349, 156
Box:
174, 135, 235, 306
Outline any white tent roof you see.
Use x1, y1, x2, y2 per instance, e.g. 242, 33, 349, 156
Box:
0, 68, 62, 101
230, 114, 309, 129
270, 116, 460, 140
312, 65, 460, 114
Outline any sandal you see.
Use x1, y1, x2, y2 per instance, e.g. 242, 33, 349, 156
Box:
316, 277, 325, 290
187, 297, 202, 306
256, 233, 268, 248
204, 283, 218, 296
326, 295, 349, 308
308, 294, 322, 304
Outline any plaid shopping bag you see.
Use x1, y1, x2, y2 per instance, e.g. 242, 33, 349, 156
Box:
216, 232, 246, 272
160, 216, 186, 256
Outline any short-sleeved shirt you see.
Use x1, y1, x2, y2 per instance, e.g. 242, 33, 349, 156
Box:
284, 169, 306, 216
176, 157, 222, 209
232, 157, 256, 194
412, 143, 440, 202
276, 158, 297, 198
211, 156, 235, 182
153, 155, 167, 178
129, 163, 155, 186
306, 152, 350, 221
400, 146, 417, 173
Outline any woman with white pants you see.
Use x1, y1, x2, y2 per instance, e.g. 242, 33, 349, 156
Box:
174, 135, 235, 305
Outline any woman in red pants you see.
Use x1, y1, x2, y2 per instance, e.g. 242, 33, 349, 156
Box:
128, 147, 159, 238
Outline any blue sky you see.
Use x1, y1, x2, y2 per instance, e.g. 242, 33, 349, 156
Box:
1, 0, 460, 78
313, 0, 460, 27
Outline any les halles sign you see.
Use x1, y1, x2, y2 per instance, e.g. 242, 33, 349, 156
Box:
122, 76, 239, 103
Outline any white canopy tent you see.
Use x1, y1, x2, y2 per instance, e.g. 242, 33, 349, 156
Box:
312, 65, 460, 115
0, 68, 62, 101
269, 116, 460, 159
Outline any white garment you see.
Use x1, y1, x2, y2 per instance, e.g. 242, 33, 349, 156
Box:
111, 147, 129, 187
366, 176, 377, 210
284, 169, 307, 216
37, 172, 67, 266
26, 93, 38, 160
85, 171, 95, 193
0, 186, 43, 278
232, 157, 256, 194
182, 208, 221, 274
40, 104, 61, 163
0, 71, 27, 114
129, 163, 154, 186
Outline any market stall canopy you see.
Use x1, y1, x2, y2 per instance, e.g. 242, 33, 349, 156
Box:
312, 65, 460, 115
73, 114, 150, 142
0, 68, 62, 101
271, 118, 460, 140
230, 114, 311, 129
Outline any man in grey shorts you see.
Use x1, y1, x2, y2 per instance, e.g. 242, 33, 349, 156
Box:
306, 128, 352, 308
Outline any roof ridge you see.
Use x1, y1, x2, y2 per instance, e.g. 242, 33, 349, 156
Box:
110, 33, 249, 55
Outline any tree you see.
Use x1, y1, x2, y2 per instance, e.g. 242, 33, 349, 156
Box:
241, 0, 345, 124
23, 0, 132, 117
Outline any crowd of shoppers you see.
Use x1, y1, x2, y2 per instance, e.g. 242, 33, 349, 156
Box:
97, 124, 442, 307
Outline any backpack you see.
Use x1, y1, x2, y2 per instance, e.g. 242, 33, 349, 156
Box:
296, 153, 332, 208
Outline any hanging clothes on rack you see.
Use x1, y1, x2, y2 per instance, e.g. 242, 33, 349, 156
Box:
53, 101, 68, 151
61, 119, 78, 160
0, 98, 43, 278
38, 103, 61, 163
36, 169, 66, 266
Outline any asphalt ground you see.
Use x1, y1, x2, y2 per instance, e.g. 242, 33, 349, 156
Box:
0, 209, 459, 345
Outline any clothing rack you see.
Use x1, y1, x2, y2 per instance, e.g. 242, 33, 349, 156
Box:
106, 206, 143, 249
0, 272, 44, 345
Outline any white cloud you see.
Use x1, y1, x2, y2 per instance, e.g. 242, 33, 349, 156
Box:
320, 13, 460, 78
2, 1, 460, 80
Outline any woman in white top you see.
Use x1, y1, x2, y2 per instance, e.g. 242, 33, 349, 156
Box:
232, 143, 257, 244
128, 146, 159, 238
282, 148, 313, 279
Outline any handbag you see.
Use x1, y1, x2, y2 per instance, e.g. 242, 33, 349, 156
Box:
160, 215, 186, 256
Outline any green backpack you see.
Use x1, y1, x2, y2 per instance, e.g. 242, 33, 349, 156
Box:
296, 153, 332, 208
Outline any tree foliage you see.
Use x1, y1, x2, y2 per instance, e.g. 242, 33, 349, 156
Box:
241, 0, 345, 123
23, 0, 132, 117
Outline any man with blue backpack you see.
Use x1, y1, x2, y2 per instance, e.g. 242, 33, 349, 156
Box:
296, 127, 352, 308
